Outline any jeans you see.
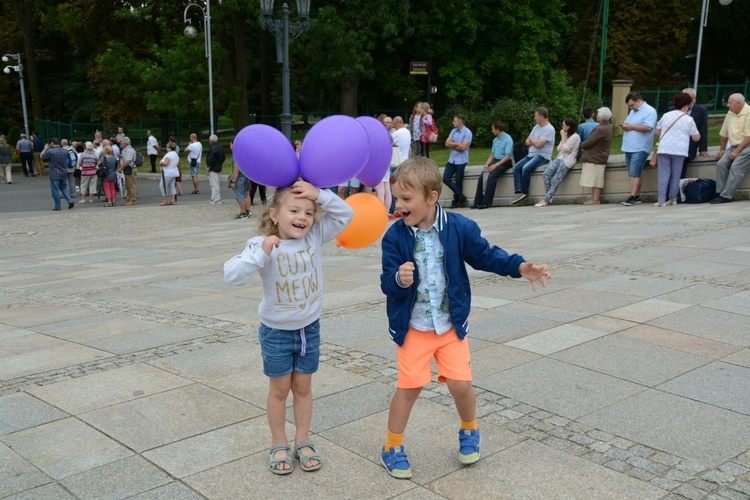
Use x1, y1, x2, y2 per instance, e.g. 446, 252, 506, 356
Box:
657, 154, 683, 203
49, 177, 72, 208
625, 151, 649, 177
542, 158, 571, 201
443, 162, 468, 202
513, 155, 549, 194
258, 319, 320, 378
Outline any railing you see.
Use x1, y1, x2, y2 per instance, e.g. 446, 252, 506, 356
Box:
639, 79, 749, 114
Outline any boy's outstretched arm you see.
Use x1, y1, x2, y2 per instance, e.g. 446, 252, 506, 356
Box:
519, 261, 551, 292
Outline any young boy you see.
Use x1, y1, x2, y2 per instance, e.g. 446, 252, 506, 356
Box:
380, 157, 551, 479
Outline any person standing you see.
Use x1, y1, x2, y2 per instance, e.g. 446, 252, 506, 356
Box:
0, 137, 12, 184
41, 138, 75, 210
410, 102, 423, 157
32, 131, 45, 176
119, 137, 138, 206
578, 107, 599, 142
159, 142, 180, 206
711, 93, 750, 204
224, 181, 354, 475
16, 133, 34, 177
620, 92, 657, 206
473, 121, 513, 209
512, 108, 556, 204
78, 142, 99, 204
379, 157, 551, 479
100, 146, 119, 207
146, 130, 160, 173
678, 88, 709, 179
579, 107, 614, 205
185, 133, 203, 195
228, 139, 251, 219
653, 93, 700, 207
206, 134, 226, 204
419, 104, 435, 158
442, 114, 473, 208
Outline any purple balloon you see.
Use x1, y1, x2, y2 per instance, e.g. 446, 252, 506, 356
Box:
355, 116, 393, 187
233, 124, 299, 187
299, 115, 370, 187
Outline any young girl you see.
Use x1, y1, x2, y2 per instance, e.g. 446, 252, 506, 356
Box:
224, 180, 353, 475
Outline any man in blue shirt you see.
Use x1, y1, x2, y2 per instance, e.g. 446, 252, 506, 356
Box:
620, 92, 657, 206
442, 115, 473, 208
41, 137, 75, 210
578, 108, 599, 142
473, 121, 513, 209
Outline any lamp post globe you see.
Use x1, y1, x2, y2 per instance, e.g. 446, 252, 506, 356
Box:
184, 25, 198, 38
3, 67, 10, 74
1, 56, 8, 62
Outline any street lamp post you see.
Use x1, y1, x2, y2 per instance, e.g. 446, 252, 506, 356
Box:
260, 0, 311, 141
2, 53, 30, 137
184, 1, 215, 136
694, 0, 733, 91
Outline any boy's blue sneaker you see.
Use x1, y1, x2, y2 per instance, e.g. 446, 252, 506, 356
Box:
458, 428, 481, 464
381, 446, 412, 479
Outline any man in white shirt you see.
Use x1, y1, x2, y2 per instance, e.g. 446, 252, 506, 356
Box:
392, 116, 411, 163
146, 130, 160, 173
184, 133, 203, 194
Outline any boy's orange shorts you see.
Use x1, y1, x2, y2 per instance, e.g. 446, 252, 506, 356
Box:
396, 327, 472, 389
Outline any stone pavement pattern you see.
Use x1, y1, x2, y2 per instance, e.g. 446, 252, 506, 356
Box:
1, 198, 750, 499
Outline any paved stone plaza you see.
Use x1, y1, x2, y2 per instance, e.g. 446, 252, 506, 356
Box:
1, 188, 749, 499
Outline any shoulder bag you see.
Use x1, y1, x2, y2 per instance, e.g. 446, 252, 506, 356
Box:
649, 112, 686, 167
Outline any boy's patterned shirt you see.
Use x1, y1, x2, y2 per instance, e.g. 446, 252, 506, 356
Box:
409, 223, 452, 334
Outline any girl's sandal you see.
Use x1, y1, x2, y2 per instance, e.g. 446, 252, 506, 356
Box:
293, 440, 323, 472
269, 445, 294, 475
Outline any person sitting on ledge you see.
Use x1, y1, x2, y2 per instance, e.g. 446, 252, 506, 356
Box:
711, 93, 750, 204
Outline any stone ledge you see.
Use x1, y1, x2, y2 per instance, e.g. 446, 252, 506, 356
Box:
439, 149, 750, 205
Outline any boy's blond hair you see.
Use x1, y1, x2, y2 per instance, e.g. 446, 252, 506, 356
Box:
390, 156, 443, 200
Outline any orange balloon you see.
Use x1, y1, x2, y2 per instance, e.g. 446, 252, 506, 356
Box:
336, 193, 388, 249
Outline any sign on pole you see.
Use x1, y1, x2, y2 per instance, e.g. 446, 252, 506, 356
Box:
409, 61, 429, 75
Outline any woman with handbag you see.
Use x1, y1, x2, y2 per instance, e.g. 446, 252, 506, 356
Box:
159, 142, 180, 206
78, 142, 99, 204
654, 93, 701, 207
99, 146, 119, 207
419, 103, 434, 158
410, 102, 423, 157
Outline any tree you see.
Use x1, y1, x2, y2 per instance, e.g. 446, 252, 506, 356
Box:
300, 0, 412, 116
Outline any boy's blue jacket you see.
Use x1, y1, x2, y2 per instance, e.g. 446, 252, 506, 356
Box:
380, 203, 526, 346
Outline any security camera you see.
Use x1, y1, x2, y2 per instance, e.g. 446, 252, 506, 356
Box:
184, 25, 198, 38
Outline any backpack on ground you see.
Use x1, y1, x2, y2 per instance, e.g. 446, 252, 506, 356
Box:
683, 178, 717, 203
134, 150, 144, 167
66, 148, 78, 168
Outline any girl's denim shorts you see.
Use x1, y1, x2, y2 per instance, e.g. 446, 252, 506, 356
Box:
258, 319, 320, 378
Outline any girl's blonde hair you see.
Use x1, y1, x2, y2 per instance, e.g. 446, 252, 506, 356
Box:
257, 185, 320, 236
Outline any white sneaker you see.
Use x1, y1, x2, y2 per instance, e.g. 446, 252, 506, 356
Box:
210, 200, 222, 204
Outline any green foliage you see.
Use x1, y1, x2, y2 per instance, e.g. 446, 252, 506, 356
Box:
7, 126, 21, 147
